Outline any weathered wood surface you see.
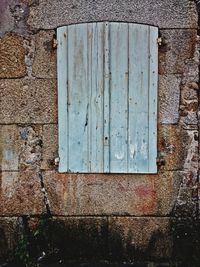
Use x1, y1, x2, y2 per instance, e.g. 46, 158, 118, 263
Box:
57, 22, 158, 173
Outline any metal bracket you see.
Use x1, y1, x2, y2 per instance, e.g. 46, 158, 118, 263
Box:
54, 157, 60, 166
157, 37, 162, 46
52, 38, 58, 49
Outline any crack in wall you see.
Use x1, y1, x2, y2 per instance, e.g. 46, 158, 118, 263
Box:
38, 172, 51, 216
18, 125, 52, 216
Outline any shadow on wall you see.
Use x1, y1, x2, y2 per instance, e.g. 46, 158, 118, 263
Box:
0, 216, 200, 266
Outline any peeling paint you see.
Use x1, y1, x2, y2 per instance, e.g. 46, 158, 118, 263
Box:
115, 152, 124, 160
129, 144, 136, 158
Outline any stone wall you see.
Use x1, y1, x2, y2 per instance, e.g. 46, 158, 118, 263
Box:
0, 0, 199, 265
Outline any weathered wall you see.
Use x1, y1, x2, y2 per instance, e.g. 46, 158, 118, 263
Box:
0, 0, 199, 265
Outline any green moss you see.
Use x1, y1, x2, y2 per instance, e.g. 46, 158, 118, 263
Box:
15, 215, 51, 267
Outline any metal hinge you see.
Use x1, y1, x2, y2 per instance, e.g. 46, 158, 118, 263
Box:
54, 157, 60, 166
52, 38, 58, 49
157, 37, 162, 46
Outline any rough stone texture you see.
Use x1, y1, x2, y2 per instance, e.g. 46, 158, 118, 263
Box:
0, 33, 26, 78
0, 217, 21, 262
19, 125, 43, 171
43, 171, 182, 216
27, 0, 197, 30
172, 170, 198, 217
108, 217, 172, 261
0, 123, 56, 171
158, 75, 181, 124
0, 0, 30, 37
180, 60, 199, 127
0, 0, 15, 36
0, 79, 57, 124
159, 29, 197, 75
155, 172, 182, 216
156, 170, 198, 216
32, 30, 56, 78
23, 36, 36, 77
158, 125, 198, 171
0, 125, 44, 171
41, 124, 58, 170
181, 56, 199, 85
0, 171, 45, 215
0, 125, 20, 171
182, 130, 198, 171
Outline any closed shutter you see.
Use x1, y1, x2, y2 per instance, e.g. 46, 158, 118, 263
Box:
57, 22, 158, 173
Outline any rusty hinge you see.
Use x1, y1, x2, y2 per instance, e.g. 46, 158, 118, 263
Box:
52, 38, 58, 49
157, 37, 162, 46
156, 157, 165, 166
54, 157, 60, 166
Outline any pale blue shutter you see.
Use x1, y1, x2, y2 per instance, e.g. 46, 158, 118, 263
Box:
57, 22, 158, 173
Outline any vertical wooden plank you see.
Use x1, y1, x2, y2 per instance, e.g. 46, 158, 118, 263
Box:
57, 26, 68, 173
148, 26, 158, 173
67, 24, 89, 172
128, 24, 149, 173
87, 23, 93, 172
110, 22, 128, 173
103, 22, 110, 173
88, 23, 104, 172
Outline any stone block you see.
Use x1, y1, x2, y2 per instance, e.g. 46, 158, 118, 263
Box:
0, 125, 20, 171
32, 30, 56, 78
43, 171, 182, 216
158, 169, 198, 217
108, 217, 172, 261
49, 216, 108, 260
155, 172, 182, 216
0, 1, 14, 37
159, 29, 197, 75
0, 0, 30, 37
41, 124, 58, 170
0, 79, 57, 124
172, 170, 198, 217
0, 171, 45, 215
0, 33, 26, 78
159, 75, 181, 124
44, 172, 157, 216
181, 111, 198, 125
0, 125, 44, 171
0, 217, 21, 262
27, 0, 197, 30
158, 125, 197, 171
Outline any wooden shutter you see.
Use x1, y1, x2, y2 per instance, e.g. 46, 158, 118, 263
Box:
57, 22, 158, 173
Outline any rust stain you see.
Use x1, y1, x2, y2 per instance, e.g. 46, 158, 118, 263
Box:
134, 185, 156, 198
117, 184, 135, 193
136, 186, 157, 214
